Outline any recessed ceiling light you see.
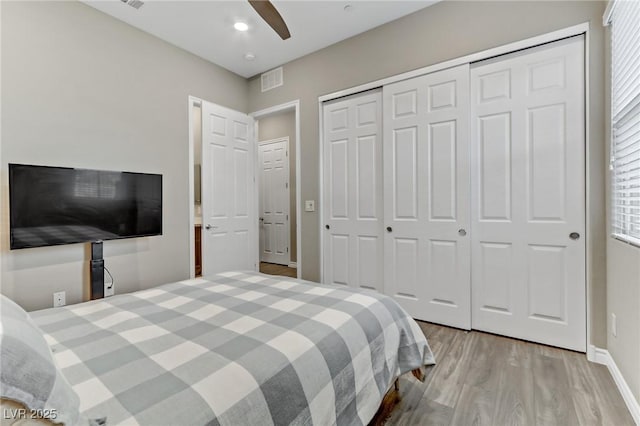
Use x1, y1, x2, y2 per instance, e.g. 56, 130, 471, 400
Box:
244, 52, 256, 61
234, 22, 249, 32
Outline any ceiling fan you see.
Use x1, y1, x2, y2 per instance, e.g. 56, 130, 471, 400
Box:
248, 0, 291, 40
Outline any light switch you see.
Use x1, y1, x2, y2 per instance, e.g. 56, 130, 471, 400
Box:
305, 200, 315, 212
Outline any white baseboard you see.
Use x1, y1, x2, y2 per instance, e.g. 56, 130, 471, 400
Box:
288, 262, 297, 268
588, 345, 640, 425
587, 344, 610, 365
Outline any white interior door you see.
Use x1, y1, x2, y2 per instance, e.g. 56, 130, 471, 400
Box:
258, 138, 290, 265
201, 100, 256, 274
322, 90, 384, 292
470, 36, 586, 351
383, 65, 471, 329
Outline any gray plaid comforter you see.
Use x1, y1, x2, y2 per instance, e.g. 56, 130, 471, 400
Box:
30, 271, 434, 426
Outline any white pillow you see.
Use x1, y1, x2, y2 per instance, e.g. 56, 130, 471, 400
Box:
0, 295, 81, 426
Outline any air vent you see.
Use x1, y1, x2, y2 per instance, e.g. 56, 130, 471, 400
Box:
261, 67, 283, 92
120, 0, 144, 10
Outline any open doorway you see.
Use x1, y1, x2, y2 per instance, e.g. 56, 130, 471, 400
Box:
189, 98, 300, 280
192, 101, 203, 277
252, 101, 301, 279
189, 96, 257, 278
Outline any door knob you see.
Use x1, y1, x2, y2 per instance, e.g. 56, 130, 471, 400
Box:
386, 226, 393, 233
205, 224, 212, 230
570, 232, 580, 240
259, 217, 264, 222
458, 228, 467, 236
325, 224, 330, 230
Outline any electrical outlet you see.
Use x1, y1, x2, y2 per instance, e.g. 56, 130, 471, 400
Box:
612, 313, 617, 337
104, 280, 114, 297
305, 200, 315, 212
53, 291, 66, 307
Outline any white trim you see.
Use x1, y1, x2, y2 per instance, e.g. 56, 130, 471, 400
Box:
250, 118, 258, 271
258, 137, 289, 146
603, 0, 616, 26
187, 96, 200, 279
318, 100, 324, 284
612, 234, 640, 249
250, 100, 302, 280
254, 119, 260, 271
293, 103, 302, 279
257, 136, 291, 267
587, 344, 610, 364
588, 345, 640, 424
318, 22, 589, 103
288, 262, 297, 268
584, 26, 593, 363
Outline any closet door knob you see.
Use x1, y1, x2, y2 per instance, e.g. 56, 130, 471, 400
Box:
386, 226, 393, 233
458, 228, 467, 236
325, 224, 330, 230
570, 232, 580, 240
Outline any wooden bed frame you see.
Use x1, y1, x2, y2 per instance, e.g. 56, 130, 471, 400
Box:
369, 368, 425, 426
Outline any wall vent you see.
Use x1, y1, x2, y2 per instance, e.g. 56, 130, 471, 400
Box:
120, 0, 144, 10
261, 67, 283, 92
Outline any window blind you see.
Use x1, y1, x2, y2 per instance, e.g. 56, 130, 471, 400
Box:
608, 0, 640, 246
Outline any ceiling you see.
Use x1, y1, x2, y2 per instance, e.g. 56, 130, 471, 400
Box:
82, 1, 438, 78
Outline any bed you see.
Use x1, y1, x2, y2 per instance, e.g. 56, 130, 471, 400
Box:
1, 271, 434, 426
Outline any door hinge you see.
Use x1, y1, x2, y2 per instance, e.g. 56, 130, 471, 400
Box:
285, 182, 288, 189
286, 215, 288, 220
286, 247, 289, 253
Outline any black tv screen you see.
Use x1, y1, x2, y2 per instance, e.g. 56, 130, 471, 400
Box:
9, 164, 162, 250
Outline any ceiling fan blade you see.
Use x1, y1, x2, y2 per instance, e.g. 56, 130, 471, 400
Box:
248, 0, 291, 40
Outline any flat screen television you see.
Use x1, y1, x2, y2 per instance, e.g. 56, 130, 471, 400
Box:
9, 164, 162, 250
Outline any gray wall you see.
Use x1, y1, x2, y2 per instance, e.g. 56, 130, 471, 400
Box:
604, 24, 640, 405
0, 1, 248, 310
607, 240, 640, 403
258, 111, 297, 263
247, 0, 608, 348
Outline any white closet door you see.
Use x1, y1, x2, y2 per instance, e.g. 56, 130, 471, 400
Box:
383, 65, 471, 329
322, 90, 383, 292
258, 139, 290, 266
201, 100, 256, 274
470, 36, 586, 351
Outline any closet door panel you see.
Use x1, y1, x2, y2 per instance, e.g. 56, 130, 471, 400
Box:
392, 127, 419, 220
477, 242, 515, 315
323, 90, 383, 292
471, 36, 586, 351
393, 237, 420, 299
356, 236, 379, 291
478, 113, 512, 222
383, 64, 471, 329
330, 234, 349, 286
356, 135, 377, 219
429, 120, 457, 220
329, 139, 349, 219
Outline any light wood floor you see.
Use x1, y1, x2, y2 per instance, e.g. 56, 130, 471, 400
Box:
259, 262, 297, 278
386, 322, 634, 426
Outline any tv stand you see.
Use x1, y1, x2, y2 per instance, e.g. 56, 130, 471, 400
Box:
90, 241, 104, 299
